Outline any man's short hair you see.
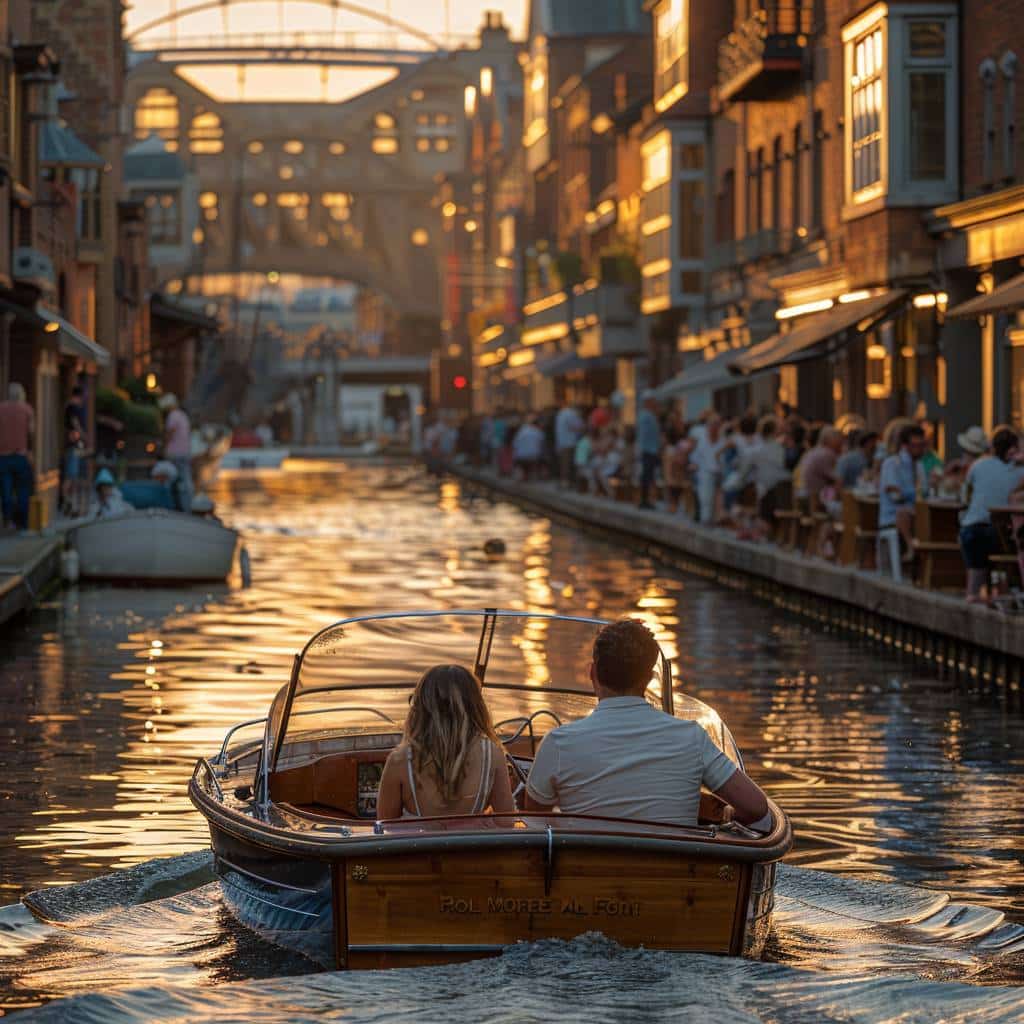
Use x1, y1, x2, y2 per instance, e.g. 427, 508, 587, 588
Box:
992, 427, 1020, 461
592, 619, 661, 694
898, 424, 925, 448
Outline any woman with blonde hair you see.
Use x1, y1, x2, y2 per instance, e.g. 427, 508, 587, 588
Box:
377, 665, 515, 818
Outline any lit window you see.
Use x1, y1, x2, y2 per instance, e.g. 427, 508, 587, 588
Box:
247, 140, 264, 154
189, 111, 223, 154
133, 188, 179, 244
411, 228, 429, 246
198, 192, 218, 209
283, 140, 304, 154
321, 193, 351, 207
523, 40, 548, 152
373, 112, 398, 155
654, 0, 688, 112
135, 88, 179, 150
850, 27, 884, 197
842, 4, 958, 212
279, 166, 295, 180
328, 141, 346, 155
641, 132, 672, 192
251, 192, 268, 207
413, 111, 456, 153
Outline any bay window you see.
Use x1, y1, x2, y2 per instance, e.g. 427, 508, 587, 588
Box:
653, 0, 688, 112
843, 3, 957, 214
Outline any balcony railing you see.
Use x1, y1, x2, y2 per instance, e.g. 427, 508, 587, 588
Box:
718, 2, 812, 104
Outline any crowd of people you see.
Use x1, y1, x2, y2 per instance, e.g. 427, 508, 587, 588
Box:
425, 395, 1024, 605
0, 381, 196, 532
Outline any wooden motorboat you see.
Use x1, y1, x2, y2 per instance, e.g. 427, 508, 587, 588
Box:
190, 611, 791, 969
73, 509, 239, 582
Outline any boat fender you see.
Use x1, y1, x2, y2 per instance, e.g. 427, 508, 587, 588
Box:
240, 546, 252, 587
61, 546, 80, 584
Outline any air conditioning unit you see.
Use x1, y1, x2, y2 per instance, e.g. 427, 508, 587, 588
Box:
12, 247, 56, 294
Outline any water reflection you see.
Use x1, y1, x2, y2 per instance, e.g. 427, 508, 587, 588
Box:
0, 462, 1022, 929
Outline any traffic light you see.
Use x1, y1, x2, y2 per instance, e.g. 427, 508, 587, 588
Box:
453, 374, 468, 390
430, 354, 473, 412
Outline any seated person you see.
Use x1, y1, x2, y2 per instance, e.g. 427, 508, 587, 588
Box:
90, 467, 133, 519
377, 664, 515, 818
524, 619, 772, 831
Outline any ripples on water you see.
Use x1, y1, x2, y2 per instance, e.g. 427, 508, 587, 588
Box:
0, 460, 1022, 1018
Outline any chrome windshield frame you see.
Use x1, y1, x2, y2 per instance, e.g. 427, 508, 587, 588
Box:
259, 610, 677, 792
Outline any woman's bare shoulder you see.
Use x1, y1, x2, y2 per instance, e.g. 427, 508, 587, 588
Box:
384, 741, 410, 765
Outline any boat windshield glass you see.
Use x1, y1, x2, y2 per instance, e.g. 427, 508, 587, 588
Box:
263, 611, 740, 774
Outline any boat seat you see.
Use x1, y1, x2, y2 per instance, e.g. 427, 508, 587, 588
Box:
271, 746, 397, 817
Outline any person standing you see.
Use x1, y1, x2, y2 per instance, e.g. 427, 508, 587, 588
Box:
158, 393, 193, 513
512, 416, 546, 480
959, 427, 1024, 603
878, 424, 926, 562
554, 400, 584, 487
691, 413, 725, 524
0, 383, 35, 530
62, 384, 88, 517
636, 392, 661, 510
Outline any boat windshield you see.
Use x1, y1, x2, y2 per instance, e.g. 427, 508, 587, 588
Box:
262, 611, 741, 777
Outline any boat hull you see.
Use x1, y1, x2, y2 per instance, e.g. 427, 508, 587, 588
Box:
200, 803, 785, 970
222, 447, 290, 470
74, 510, 239, 582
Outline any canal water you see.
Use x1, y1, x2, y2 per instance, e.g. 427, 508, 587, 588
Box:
0, 460, 1022, 1020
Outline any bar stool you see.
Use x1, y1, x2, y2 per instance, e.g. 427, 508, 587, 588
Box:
876, 527, 903, 583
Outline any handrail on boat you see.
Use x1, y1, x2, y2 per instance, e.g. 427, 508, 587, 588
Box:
193, 757, 224, 801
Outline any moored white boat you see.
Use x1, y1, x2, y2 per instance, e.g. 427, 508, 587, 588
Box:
73, 509, 239, 582
221, 447, 290, 470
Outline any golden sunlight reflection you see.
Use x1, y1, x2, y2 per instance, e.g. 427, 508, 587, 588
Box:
3, 462, 1024, 925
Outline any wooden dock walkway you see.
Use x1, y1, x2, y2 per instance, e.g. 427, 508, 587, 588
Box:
0, 534, 62, 629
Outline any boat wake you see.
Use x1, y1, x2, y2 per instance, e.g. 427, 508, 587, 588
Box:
1, 855, 1021, 1021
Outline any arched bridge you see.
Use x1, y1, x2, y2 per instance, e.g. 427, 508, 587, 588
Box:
125, 1, 516, 318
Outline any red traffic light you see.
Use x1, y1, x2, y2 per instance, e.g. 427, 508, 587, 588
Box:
453, 375, 468, 390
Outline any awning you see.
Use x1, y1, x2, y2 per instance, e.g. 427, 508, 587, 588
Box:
37, 306, 111, 367
655, 348, 746, 399
536, 352, 617, 377
946, 273, 1024, 319
730, 289, 908, 376
151, 294, 219, 331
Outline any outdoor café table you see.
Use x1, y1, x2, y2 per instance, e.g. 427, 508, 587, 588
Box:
839, 490, 879, 567
988, 505, 1024, 586
913, 499, 966, 590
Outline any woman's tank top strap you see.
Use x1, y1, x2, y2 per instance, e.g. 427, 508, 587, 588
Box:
471, 737, 492, 814
405, 747, 423, 817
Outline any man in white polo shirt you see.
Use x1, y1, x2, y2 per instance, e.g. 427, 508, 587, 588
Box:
524, 619, 772, 830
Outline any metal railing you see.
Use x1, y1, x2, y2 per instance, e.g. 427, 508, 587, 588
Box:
718, 1, 813, 98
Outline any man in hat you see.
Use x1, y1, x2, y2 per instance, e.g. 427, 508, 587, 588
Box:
158, 393, 193, 513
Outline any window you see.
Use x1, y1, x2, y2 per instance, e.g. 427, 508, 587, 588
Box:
189, 111, 223, 154
138, 190, 180, 245
746, 149, 763, 234
678, 179, 703, 260
812, 111, 824, 229
414, 111, 456, 153
850, 25, 884, 198
771, 136, 783, 233
716, 169, 735, 244
791, 124, 804, 237
135, 88, 179, 150
842, 4, 958, 212
523, 40, 548, 149
372, 112, 398, 155
654, 0, 688, 112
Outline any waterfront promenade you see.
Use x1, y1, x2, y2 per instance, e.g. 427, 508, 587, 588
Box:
454, 465, 1024, 703
0, 534, 61, 628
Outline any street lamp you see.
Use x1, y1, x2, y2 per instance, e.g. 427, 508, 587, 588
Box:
464, 85, 478, 118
